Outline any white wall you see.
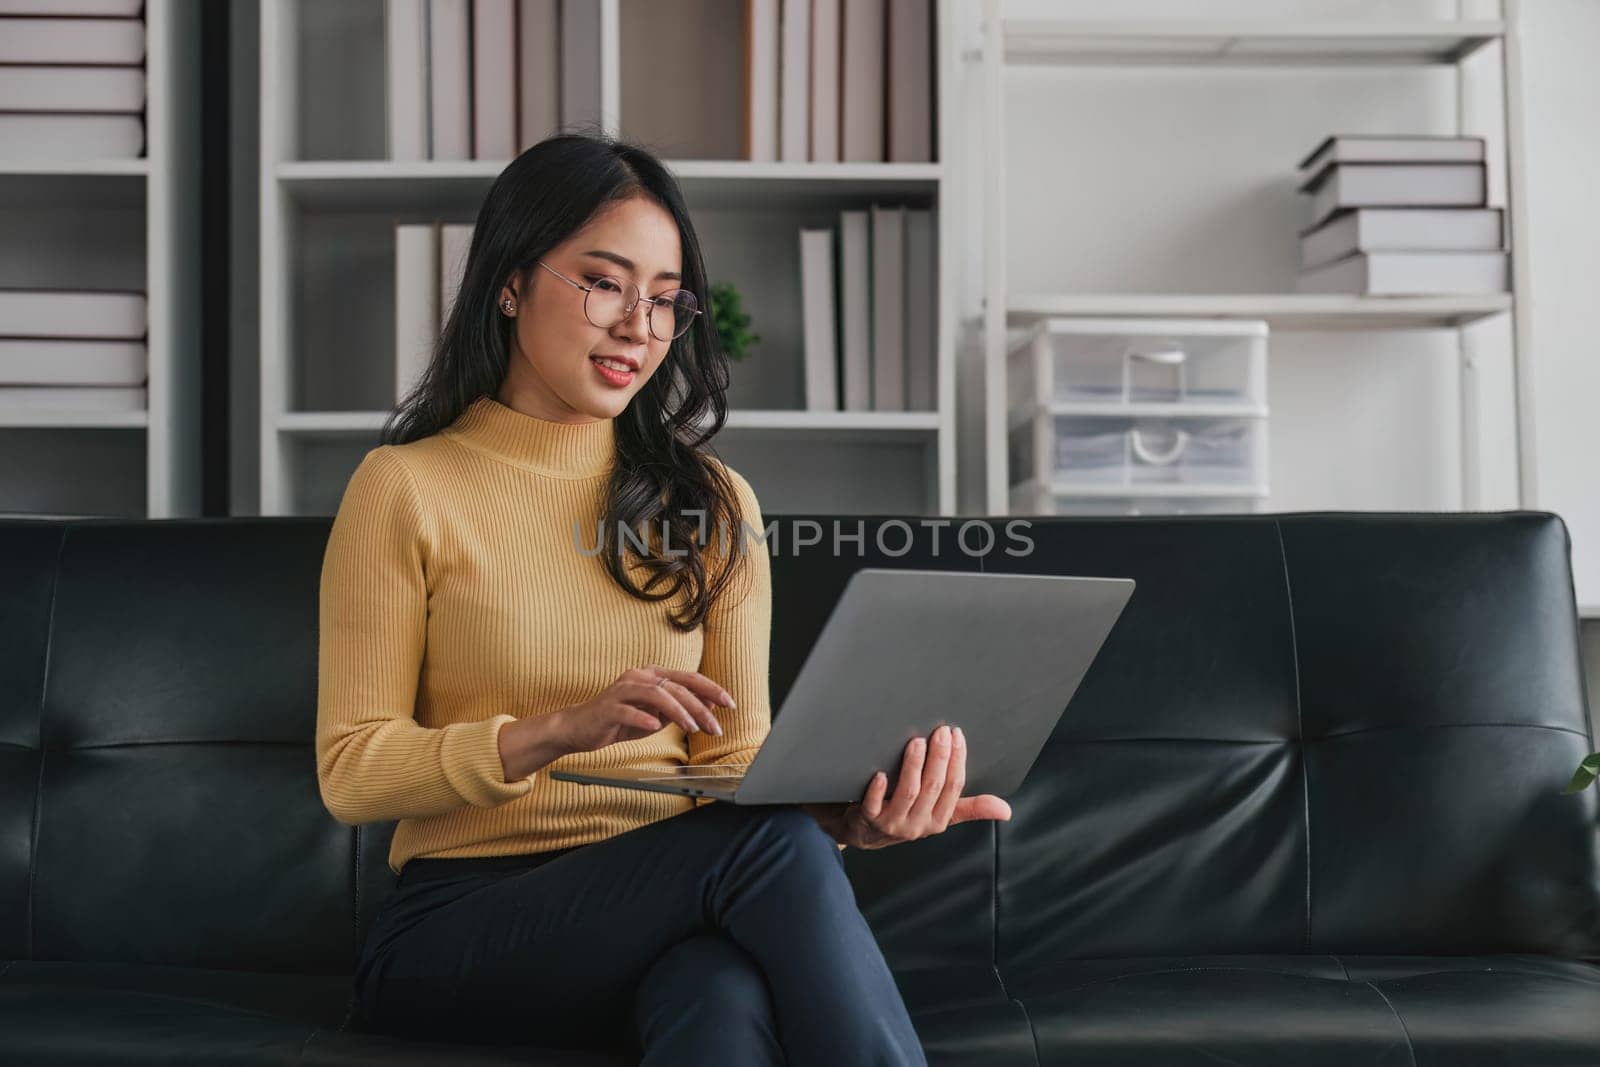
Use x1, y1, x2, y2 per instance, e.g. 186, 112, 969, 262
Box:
1515, 0, 1600, 612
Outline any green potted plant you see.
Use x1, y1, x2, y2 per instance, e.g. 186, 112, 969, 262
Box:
709, 281, 759, 363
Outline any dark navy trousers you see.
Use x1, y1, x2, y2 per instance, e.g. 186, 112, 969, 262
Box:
354, 800, 929, 1066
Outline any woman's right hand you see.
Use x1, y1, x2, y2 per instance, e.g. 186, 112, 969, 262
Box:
549, 667, 735, 756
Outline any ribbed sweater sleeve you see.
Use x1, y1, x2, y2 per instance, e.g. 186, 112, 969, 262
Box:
688, 467, 773, 772
315, 446, 534, 826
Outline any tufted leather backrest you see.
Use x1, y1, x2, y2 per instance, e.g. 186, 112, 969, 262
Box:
777, 512, 1599, 981
1, 512, 1594, 980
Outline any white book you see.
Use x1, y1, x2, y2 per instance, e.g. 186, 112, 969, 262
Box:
1303, 163, 1486, 231
1300, 207, 1505, 272
809, 0, 840, 164
1296, 251, 1508, 295
0, 386, 146, 412
779, 0, 810, 162
0, 290, 146, 339
473, 0, 517, 159
430, 0, 472, 160
395, 224, 440, 403
870, 204, 905, 411
1298, 135, 1485, 178
517, 0, 560, 148
0, 114, 143, 160
439, 224, 476, 324
903, 208, 934, 411
0, 0, 142, 13
0, 66, 145, 112
561, 0, 604, 131
838, 210, 871, 411
799, 228, 838, 411
0, 339, 146, 385
386, 0, 429, 161
743, 0, 779, 161
886, 0, 931, 163
0, 17, 145, 64
840, 0, 883, 162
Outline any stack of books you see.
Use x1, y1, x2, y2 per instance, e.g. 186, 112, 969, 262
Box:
799, 205, 936, 412
393, 222, 476, 401
0, 290, 149, 413
1294, 136, 1507, 295
745, 0, 933, 164
0, 1, 146, 161
385, 0, 581, 162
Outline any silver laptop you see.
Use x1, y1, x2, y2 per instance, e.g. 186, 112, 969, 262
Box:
550, 567, 1135, 804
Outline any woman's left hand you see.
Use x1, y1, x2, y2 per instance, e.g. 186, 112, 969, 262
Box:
802, 724, 1012, 851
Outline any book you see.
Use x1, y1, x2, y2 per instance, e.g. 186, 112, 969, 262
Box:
0, 16, 146, 64
0, 290, 147, 339
1296, 251, 1508, 295
517, 0, 560, 149
903, 208, 935, 411
840, 0, 884, 162
0, 386, 146, 412
779, 0, 810, 162
809, 0, 840, 164
561, 0, 604, 131
1299, 207, 1504, 271
1302, 163, 1486, 232
1298, 135, 1485, 178
0, 339, 147, 385
887, 0, 932, 163
742, 0, 779, 161
386, 0, 429, 161
473, 0, 516, 159
0, 0, 142, 13
0, 114, 143, 160
0, 66, 145, 112
430, 0, 471, 160
395, 223, 440, 403
839, 210, 871, 411
439, 223, 475, 324
799, 228, 839, 411
870, 203, 906, 411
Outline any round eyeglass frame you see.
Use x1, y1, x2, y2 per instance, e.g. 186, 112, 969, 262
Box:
535, 260, 703, 343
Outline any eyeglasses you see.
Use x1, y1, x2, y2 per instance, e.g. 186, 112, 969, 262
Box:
536, 260, 703, 343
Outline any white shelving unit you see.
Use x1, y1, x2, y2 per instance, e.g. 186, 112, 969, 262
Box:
259, 0, 959, 517
0, 0, 201, 518
979, 1, 1532, 517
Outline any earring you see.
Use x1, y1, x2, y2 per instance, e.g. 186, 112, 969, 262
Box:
501, 299, 515, 314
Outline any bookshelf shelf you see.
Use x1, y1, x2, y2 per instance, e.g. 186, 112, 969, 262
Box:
0, 411, 150, 430
1008, 293, 1513, 332
276, 159, 944, 213
0, 159, 150, 178
1015, 479, 1271, 500
1008, 402, 1270, 431
261, 0, 958, 517
1003, 20, 1505, 67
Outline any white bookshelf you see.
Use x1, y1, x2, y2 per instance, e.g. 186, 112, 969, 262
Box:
978, 1, 1532, 517
0, 0, 202, 518
259, 0, 959, 517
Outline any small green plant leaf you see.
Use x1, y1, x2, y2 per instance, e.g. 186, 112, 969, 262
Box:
709, 281, 759, 363
1560, 752, 1600, 794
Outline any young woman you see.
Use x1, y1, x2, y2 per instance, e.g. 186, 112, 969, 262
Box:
316, 132, 1012, 1066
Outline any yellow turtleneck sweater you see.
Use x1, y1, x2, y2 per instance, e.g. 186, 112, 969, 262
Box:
316, 394, 827, 877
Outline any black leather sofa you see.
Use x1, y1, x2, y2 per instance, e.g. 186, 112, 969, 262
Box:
2, 510, 1598, 1065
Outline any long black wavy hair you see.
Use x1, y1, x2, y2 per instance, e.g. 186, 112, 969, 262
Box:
381, 132, 746, 632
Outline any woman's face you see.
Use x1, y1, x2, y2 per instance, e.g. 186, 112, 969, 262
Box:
498, 195, 685, 423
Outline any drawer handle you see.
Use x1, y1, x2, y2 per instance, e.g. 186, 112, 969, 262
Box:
1127, 345, 1187, 365
1129, 428, 1188, 466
